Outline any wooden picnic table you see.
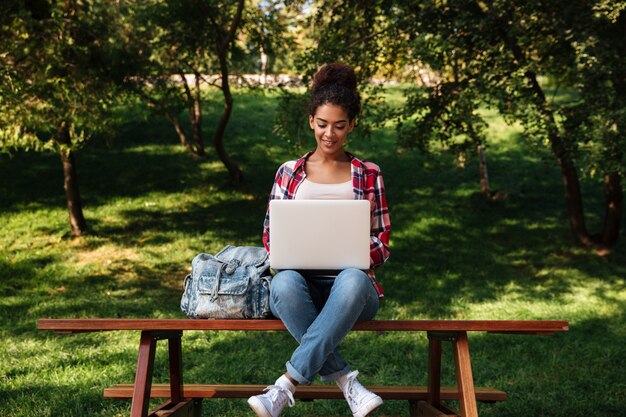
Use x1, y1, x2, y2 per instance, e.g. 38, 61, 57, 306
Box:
38, 318, 568, 417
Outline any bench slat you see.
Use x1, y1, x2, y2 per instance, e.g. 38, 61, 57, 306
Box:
38, 318, 568, 334
104, 384, 507, 402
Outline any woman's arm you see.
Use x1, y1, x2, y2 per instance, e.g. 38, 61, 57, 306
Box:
369, 169, 391, 269
262, 162, 292, 251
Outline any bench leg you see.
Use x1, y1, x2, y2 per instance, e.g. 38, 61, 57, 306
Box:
427, 337, 442, 407
130, 331, 186, 417
192, 398, 202, 417
168, 333, 184, 404
453, 332, 478, 417
131, 331, 157, 417
416, 401, 454, 416
146, 399, 199, 417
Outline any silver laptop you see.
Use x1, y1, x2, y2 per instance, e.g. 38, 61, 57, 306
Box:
269, 200, 370, 270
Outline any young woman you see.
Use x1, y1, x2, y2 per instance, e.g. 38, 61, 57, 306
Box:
248, 63, 391, 417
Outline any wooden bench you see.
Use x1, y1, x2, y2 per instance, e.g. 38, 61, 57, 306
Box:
38, 318, 568, 417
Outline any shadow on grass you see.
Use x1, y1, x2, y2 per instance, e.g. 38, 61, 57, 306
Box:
0, 385, 129, 417
87, 198, 267, 247
371, 139, 626, 316
0, 258, 186, 338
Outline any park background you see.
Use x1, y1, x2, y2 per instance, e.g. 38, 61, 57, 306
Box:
1, 1, 625, 416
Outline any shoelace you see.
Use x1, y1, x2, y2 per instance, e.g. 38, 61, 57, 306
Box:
343, 371, 369, 408
263, 385, 295, 408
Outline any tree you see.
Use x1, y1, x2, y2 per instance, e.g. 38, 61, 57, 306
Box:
0, 0, 123, 236
410, 0, 625, 248
295, 0, 625, 249
272, 0, 403, 149
210, 0, 245, 182
561, 1, 626, 245
392, 30, 508, 201
121, 0, 246, 182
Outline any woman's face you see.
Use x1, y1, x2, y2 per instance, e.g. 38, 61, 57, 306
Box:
309, 103, 354, 156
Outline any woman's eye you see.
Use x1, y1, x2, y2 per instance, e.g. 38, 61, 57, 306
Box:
317, 124, 327, 129
336, 125, 346, 130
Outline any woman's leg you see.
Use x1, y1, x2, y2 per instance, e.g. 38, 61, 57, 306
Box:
270, 271, 348, 382
271, 268, 379, 384
270, 270, 346, 382
269, 269, 321, 342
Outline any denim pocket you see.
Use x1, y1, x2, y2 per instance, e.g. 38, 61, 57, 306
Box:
198, 270, 250, 296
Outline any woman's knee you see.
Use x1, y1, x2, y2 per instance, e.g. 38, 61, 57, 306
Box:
334, 268, 372, 297
270, 270, 306, 301
332, 269, 379, 321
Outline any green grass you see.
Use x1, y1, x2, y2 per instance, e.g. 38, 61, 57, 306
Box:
1, 88, 625, 416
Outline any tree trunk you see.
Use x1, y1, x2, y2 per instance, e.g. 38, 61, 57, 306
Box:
601, 30, 625, 246
191, 72, 204, 155
476, 142, 491, 196
164, 112, 196, 156
139, 88, 197, 156
553, 148, 592, 246
521, 62, 592, 245
600, 171, 622, 246
180, 73, 205, 157
56, 123, 87, 236
215, 53, 243, 182
212, 0, 244, 182
504, 24, 593, 245
472, 130, 506, 201
260, 45, 268, 86
526, 72, 593, 246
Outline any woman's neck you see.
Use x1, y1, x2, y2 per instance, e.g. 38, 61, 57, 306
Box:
309, 148, 350, 163
305, 150, 352, 184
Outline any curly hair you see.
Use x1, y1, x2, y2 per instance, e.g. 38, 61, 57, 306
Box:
308, 63, 361, 121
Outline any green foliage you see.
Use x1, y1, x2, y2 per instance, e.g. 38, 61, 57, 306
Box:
117, 1, 225, 112
272, 88, 310, 151
291, 0, 626, 245
293, 0, 626, 176
118, 0, 294, 93
396, 83, 488, 158
0, 0, 123, 153
294, 0, 405, 80
238, 0, 297, 74
561, 3, 626, 176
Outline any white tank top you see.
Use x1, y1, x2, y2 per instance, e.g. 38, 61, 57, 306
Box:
295, 178, 354, 200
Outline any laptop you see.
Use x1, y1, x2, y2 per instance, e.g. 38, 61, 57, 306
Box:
269, 199, 370, 271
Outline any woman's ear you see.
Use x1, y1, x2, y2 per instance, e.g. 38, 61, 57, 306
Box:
348, 119, 355, 133
309, 115, 315, 130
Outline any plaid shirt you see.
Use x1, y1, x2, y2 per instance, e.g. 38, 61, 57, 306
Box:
262, 151, 391, 297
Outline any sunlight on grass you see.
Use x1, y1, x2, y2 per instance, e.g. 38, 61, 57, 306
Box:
123, 143, 185, 155
73, 245, 139, 268
458, 277, 625, 320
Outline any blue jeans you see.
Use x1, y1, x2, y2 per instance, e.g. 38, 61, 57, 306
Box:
269, 268, 379, 385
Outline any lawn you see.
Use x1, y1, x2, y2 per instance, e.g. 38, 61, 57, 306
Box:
1, 89, 625, 416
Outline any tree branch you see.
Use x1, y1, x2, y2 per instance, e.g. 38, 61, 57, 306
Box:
347, 26, 391, 48
220, 0, 245, 54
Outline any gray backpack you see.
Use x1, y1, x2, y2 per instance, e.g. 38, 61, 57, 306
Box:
180, 246, 273, 319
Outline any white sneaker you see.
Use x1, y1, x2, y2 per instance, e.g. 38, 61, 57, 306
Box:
337, 371, 383, 417
248, 385, 295, 417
